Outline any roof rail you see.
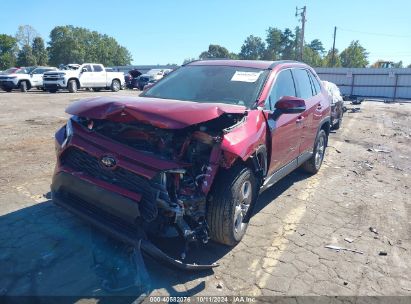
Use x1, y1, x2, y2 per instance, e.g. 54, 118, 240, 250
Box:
268, 60, 301, 69
182, 58, 235, 66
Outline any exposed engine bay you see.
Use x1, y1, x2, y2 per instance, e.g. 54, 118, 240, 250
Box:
72, 112, 246, 257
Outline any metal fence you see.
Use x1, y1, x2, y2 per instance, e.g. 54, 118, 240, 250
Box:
315, 68, 411, 101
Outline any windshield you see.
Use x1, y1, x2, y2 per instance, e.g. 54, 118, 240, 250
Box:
15, 67, 36, 74
2, 68, 18, 74
142, 65, 268, 107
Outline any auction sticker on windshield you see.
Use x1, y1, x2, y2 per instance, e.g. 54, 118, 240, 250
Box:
231, 71, 262, 82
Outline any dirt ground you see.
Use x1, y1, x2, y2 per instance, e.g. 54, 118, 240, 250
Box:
0, 90, 410, 301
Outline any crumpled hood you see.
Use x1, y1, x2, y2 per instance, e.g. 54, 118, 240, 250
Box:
66, 96, 247, 129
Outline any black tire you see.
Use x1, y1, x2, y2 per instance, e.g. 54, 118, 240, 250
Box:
301, 129, 327, 174
207, 165, 257, 246
111, 79, 120, 92
4, 88, 12, 92
68, 80, 77, 93
20, 81, 28, 92
49, 89, 57, 93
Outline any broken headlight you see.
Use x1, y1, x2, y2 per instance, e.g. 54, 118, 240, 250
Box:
61, 117, 74, 148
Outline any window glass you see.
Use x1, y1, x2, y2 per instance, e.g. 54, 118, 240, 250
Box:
143, 65, 268, 108
293, 69, 314, 99
93, 65, 103, 72
309, 70, 321, 95
267, 69, 296, 110
308, 73, 317, 95
83, 65, 92, 72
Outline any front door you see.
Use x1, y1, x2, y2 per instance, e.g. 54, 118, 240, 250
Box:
79, 65, 93, 87
265, 69, 304, 175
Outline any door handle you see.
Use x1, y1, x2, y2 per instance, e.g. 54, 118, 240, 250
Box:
296, 116, 304, 123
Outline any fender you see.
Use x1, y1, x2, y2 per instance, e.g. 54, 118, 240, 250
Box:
316, 115, 331, 136
221, 110, 267, 161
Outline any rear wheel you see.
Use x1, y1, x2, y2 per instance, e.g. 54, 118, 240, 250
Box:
20, 81, 28, 92
111, 79, 120, 92
4, 88, 12, 92
68, 80, 77, 93
301, 129, 327, 174
49, 89, 57, 93
207, 165, 257, 246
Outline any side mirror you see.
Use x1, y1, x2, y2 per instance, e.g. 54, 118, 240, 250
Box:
81, 68, 87, 73
275, 96, 306, 114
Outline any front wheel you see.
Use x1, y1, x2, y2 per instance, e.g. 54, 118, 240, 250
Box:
111, 80, 120, 92
68, 80, 77, 93
20, 81, 28, 92
301, 129, 327, 174
207, 165, 257, 246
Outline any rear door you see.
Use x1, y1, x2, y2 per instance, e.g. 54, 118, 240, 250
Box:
291, 69, 318, 154
92, 64, 106, 87
265, 69, 303, 175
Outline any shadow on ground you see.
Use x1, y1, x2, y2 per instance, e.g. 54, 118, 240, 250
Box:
0, 170, 309, 302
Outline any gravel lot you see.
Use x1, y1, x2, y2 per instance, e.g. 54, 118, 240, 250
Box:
0, 90, 410, 300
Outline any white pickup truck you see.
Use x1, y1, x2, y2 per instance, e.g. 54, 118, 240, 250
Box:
43, 63, 125, 93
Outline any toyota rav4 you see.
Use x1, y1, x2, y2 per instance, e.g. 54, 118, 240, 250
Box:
51, 60, 330, 268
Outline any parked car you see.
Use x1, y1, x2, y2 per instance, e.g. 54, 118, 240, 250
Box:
0, 66, 56, 92
42, 63, 125, 93
322, 80, 344, 130
146, 68, 173, 81
51, 60, 330, 269
125, 69, 142, 89
133, 69, 173, 90
136, 74, 155, 90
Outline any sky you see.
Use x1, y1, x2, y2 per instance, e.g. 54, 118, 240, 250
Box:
2, 0, 411, 66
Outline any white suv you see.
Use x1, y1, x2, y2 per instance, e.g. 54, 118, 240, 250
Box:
0, 66, 57, 92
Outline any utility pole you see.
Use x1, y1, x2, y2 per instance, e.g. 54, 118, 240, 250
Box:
295, 6, 306, 61
331, 26, 337, 67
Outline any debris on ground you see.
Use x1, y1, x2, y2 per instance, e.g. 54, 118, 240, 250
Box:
216, 283, 223, 289
373, 148, 391, 153
344, 238, 354, 243
325, 245, 364, 254
379, 251, 388, 256
328, 146, 342, 153
369, 227, 379, 235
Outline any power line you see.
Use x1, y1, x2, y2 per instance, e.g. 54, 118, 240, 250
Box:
338, 28, 411, 38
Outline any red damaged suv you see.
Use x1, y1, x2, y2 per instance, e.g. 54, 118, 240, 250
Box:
51, 60, 330, 268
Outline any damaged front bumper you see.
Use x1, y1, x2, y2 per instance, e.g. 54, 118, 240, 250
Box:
51, 172, 218, 271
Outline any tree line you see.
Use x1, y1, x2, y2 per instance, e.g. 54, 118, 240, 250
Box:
1, 24, 409, 70
0, 25, 132, 70
189, 26, 408, 68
